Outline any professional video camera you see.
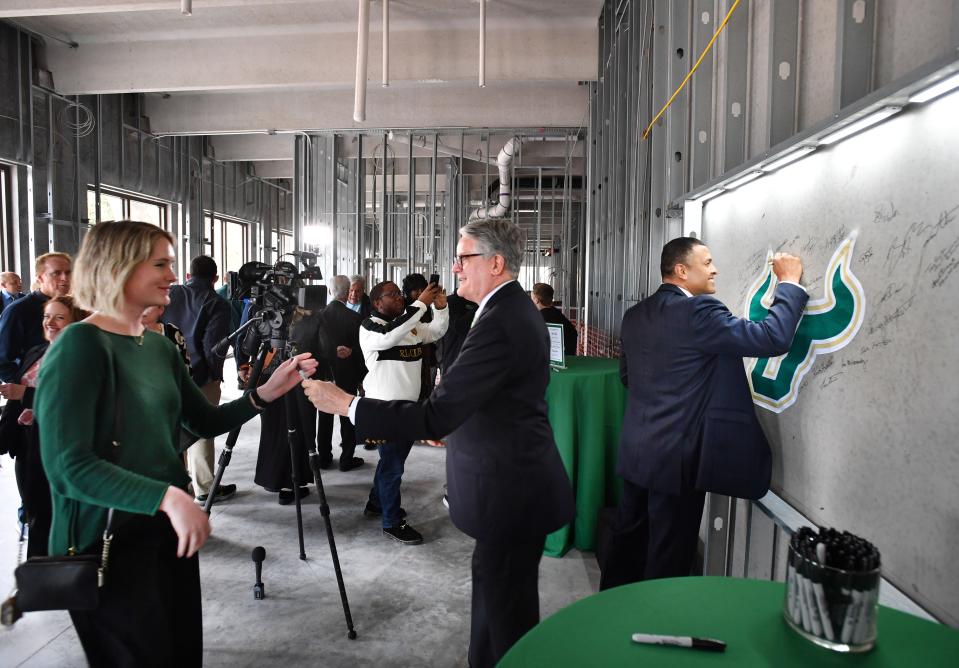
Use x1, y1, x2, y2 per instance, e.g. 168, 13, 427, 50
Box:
231, 250, 327, 314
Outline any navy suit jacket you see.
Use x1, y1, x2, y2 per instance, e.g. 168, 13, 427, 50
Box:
617, 282, 808, 499
0, 291, 48, 382
354, 280, 574, 543
162, 279, 231, 386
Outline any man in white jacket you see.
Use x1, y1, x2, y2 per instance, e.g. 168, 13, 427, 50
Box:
360, 279, 448, 544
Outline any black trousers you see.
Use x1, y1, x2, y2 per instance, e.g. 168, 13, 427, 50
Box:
70, 514, 202, 668
599, 479, 706, 590
254, 394, 312, 491
469, 536, 545, 668
316, 410, 357, 461
14, 439, 52, 558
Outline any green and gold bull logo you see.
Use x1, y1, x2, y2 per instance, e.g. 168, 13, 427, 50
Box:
743, 234, 866, 412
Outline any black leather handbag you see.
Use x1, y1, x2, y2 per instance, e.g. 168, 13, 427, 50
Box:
1, 510, 115, 625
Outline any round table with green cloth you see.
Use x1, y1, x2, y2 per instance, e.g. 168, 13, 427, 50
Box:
544, 356, 627, 558
500, 576, 959, 667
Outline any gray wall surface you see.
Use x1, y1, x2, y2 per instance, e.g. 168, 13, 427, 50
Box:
701, 91, 959, 625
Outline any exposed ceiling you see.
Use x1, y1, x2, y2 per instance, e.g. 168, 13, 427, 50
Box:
3, 0, 599, 195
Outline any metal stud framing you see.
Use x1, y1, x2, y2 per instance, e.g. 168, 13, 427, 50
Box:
768, 0, 801, 146
834, 0, 877, 111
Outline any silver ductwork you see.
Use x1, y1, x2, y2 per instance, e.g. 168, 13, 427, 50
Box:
469, 137, 520, 221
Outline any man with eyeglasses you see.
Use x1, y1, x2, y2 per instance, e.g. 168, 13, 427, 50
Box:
357, 279, 448, 545
304, 218, 574, 668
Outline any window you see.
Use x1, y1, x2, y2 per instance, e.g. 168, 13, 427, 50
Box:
278, 231, 294, 260
86, 188, 167, 229
204, 213, 250, 288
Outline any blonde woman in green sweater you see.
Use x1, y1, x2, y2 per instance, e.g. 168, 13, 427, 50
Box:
36, 221, 316, 667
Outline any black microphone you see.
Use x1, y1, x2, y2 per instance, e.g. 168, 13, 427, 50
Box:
252, 546, 266, 600
212, 335, 232, 357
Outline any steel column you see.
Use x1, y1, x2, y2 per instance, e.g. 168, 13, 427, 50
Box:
94, 95, 102, 224
331, 136, 339, 275
381, 132, 388, 280
430, 134, 437, 273
407, 133, 414, 274
355, 134, 365, 278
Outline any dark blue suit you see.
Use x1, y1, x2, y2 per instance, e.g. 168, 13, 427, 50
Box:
0, 291, 49, 382
352, 280, 574, 667
601, 282, 808, 588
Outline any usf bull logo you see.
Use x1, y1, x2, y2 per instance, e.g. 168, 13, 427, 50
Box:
743, 234, 866, 413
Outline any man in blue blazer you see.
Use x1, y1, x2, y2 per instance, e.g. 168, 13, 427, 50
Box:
303, 218, 574, 668
600, 237, 808, 589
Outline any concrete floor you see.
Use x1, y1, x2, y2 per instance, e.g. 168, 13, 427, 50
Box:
0, 362, 600, 667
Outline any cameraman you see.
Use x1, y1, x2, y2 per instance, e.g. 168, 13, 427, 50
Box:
360, 280, 448, 544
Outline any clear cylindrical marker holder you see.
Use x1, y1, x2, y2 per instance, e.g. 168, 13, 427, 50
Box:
783, 544, 880, 653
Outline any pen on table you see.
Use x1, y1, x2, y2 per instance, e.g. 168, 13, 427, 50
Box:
631, 633, 726, 652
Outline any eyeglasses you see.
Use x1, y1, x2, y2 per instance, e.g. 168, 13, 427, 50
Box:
452, 253, 485, 268
380, 290, 403, 299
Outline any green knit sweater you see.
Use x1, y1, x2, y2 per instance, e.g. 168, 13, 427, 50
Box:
36, 323, 258, 555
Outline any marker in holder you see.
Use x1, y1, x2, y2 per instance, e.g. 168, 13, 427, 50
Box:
783, 526, 881, 653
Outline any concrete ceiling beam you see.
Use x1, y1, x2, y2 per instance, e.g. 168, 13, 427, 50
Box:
0, 0, 325, 17
211, 133, 293, 161
42, 24, 596, 94
144, 83, 588, 134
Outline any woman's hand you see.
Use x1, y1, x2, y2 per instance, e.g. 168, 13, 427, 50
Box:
0, 383, 26, 401
158, 486, 211, 558
257, 352, 319, 403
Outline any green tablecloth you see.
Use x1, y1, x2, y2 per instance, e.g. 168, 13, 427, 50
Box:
500, 577, 959, 667
544, 356, 627, 557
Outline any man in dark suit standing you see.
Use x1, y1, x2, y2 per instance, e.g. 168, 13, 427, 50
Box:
600, 237, 808, 589
346, 274, 372, 319
303, 219, 574, 668
0, 272, 24, 315
318, 275, 366, 471
162, 255, 235, 504
531, 282, 578, 355
0, 253, 71, 382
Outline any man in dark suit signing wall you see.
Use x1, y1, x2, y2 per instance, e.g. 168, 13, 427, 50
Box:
303, 218, 574, 668
600, 237, 808, 590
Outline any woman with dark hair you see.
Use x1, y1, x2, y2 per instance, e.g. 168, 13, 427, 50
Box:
35, 221, 317, 666
0, 295, 88, 557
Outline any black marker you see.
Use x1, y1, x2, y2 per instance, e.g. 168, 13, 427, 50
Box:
631, 633, 726, 652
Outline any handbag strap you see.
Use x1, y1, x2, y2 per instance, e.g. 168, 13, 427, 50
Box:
96, 344, 122, 582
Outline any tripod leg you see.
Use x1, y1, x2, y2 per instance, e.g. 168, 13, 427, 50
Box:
283, 392, 308, 561
204, 341, 272, 515
307, 449, 358, 639
203, 428, 238, 514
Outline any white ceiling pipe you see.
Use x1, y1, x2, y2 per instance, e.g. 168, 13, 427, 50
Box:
469, 137, 520, 220
479, 0, 486, 88
180, 0, 192, 16
354, 0, 370, 123
382, 0, 389, 87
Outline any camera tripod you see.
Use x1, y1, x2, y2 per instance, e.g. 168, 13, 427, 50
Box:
205, 315, 357, 640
